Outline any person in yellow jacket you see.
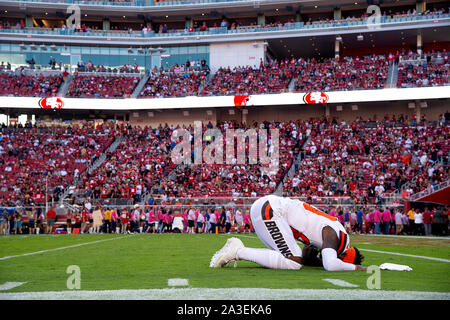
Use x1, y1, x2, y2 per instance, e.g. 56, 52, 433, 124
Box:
103, 208, 112, 233
407, 208, 416, 235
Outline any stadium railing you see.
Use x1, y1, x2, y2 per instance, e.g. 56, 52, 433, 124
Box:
1, 13, 448, 39
409, 180, 450, 202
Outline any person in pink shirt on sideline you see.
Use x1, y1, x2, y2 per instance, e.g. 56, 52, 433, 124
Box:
381, 208, 391, 234
111, 207, 118, 234
146, 208, 156, 233
390, 210, 396, 234
181, 210, 188, 233
214, 210, 221, 232
243, 211, 251, 233
367, 210, 374, 234
373, 208, 382, 234
329, 207, 337, 218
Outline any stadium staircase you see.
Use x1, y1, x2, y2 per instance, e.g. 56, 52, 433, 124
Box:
197, 72, 212, 95
273, 134, 311, 196
58, 134, 124, 202
58, 74, 73, 97
130, 73, 150, 98
386, 62, 398, 88
287, 76, 297, 92
393, 157, 446, 198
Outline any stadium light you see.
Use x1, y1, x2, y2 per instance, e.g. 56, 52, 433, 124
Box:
183, 111, 190, 116
20, 43, 27, 50
148, 47, 157, 53
50, 44, 57, 51
147, 111, 154, 117
420, 101, 428, 108
336, 105, 343, 111
157, 47, 165, 53
336, 36, 342, 42
40, 44, 47, 50
408, 102, 416, 109
30, 43, 37, 50
357, 34, 364, 41
128, 47, 134, 53
351, 104, 358, 111
138, 48, 145, 54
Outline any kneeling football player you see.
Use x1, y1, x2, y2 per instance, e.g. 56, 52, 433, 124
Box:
210, 195, 366, 271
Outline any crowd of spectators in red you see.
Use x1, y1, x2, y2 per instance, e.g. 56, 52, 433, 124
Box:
397, 50, 449, 88
66, 74, 140, 98
0, 122, 117, 207
0, 72, 63, 97
200, 59, 296, 96
295, 54, 389, 92
69, 124, 177, 204
159, 120, 304, 198
283, 116, 449, 205
140, 70, 208, 98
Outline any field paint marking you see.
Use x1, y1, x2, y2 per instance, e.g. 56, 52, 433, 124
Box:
359, 248, 450, 263
322, 279, 359, 288
0, 282, 26, 290
168, 278, 189, 287
0, 234, 137, 261
1, 288, 449, 300
359, 234, 450, 240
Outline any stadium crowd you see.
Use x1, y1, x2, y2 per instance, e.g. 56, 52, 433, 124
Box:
0, 72, 63, 97
0, 122, 118, 208
294, 54, 389, 92
66, 74, 140, 98
283, 117, 449, 204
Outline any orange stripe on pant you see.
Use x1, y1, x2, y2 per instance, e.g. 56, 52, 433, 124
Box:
265, 203, 272, 220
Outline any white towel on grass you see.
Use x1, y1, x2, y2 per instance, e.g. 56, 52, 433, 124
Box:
379, 263, 412, 271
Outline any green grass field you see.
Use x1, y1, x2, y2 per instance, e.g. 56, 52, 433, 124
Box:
0, 233, 449, 299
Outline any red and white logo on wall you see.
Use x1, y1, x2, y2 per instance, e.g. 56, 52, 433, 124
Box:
39, 97, 64, 109
234, 95, 251, 107
303, 92, 329, 104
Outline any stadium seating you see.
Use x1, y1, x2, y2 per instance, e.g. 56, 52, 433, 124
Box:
294, 54, 389, 92
0, 124, 117, 206
397, 50, 449, 88
139, 70, 208, 98
66, 74, 140, 98
200, 59, 296, 96
0, 72, 63, 97
283, 118, 449, 204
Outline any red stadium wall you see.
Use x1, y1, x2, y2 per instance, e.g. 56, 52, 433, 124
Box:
341, 41, 450, 58
413, 186, 450, 207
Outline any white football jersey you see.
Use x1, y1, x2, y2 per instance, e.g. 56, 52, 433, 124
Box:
265, 195, 350, 253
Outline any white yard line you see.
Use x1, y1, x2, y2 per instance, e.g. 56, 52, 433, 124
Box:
322, 279, 359, 288
0, 288, 448, 300
168, 279, 189, 287
0, 282, 26, 290
0, 234, 136, 261
359, 248, 450, 263
358, 234, 450, 240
